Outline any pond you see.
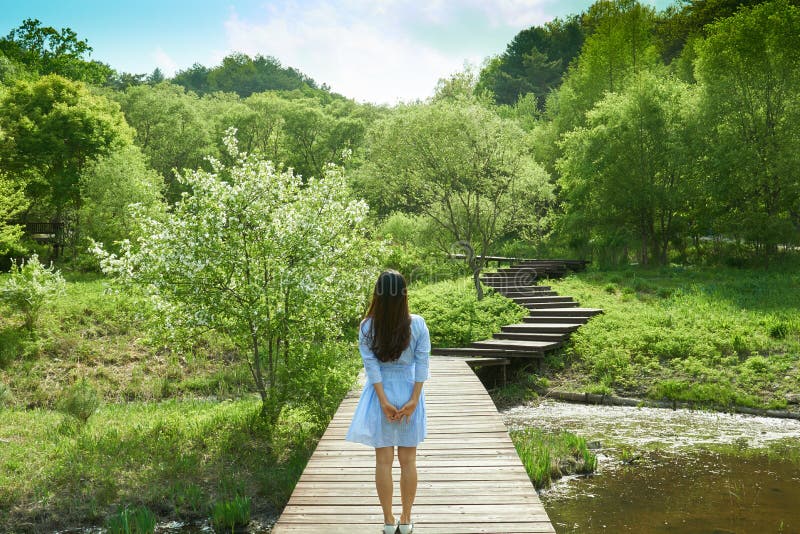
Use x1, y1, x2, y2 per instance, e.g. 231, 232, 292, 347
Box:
502, 400, 800, 534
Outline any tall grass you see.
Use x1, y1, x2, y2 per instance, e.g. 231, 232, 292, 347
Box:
106, 505, 157, 534
510, 428, 597, 489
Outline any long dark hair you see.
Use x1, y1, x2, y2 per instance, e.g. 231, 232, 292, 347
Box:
363, 269, 411, 362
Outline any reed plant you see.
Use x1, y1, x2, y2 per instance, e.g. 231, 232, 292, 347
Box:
106, 505, 157, 534
210, 495, 251, 533
510, 428, 597, 489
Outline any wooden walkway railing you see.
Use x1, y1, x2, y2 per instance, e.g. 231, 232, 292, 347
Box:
273, 358, 555, 533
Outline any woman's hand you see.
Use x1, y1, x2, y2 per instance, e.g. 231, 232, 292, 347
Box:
381, 400, 399, 422
396, 398, 418, 424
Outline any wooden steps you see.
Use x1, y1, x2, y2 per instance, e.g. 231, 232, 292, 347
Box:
501, 323, 582, 334
528, 307, 603, 317
431, 258, 602, 366
511, 296, 574, 304
493, 332, 566, 342
470, 339, 562, 352
430, 347, 548, 359
521, 301, 580, 309
524, 315, 590, 324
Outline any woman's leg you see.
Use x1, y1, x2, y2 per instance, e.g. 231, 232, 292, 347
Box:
375, 446, 395, 524
397, 446, 417, 524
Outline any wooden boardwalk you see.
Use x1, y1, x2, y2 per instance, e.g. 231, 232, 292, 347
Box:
273, 358, 555, 533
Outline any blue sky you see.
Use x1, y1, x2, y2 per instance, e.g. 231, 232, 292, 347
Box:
0, 0, 675, 104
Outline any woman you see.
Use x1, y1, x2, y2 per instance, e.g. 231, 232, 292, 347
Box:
345, 269, 431, 534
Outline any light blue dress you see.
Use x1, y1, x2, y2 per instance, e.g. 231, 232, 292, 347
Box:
345, 313, 431, 448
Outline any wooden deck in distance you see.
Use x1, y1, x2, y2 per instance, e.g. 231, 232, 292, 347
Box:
272, 358, 555, 533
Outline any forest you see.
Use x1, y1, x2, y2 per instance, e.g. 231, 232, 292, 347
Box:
1, 0, 799, 532
1, 0, 798, 271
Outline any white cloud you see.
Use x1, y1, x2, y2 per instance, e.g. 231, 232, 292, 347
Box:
221, 1, 518, 104
153, 47, 178, 76
474, 0, 552, 27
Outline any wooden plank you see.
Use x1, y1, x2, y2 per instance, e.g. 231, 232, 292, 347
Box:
270, 524, 555, 534
272, 358, 554, 534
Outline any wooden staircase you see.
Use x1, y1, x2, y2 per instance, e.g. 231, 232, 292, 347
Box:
431, 259, 602, 362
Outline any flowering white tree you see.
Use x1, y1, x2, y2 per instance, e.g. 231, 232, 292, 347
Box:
94, 129, 385, 422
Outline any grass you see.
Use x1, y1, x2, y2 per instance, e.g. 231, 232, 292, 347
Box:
0, 395, 347, 531
510, 428, 597, 489
535, 264, 800, 411
0, 274, 254, 408
0, 272, 361, 532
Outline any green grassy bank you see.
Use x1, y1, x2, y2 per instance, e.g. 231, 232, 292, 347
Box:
519, 264, 800, 411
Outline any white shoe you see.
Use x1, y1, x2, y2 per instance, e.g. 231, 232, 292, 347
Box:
398, 521, 414, 534
383, 520, 399, 534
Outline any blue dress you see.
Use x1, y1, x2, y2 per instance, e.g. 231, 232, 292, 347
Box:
345, 314, 431, 448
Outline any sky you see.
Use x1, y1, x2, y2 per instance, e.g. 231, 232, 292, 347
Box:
0, 0, 675, 104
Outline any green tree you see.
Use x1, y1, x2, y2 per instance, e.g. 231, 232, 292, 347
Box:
146, 67, 165, 85
0, 173, 28, 255
0, 19, 113, 84
694, 0, 800, 258
105, 71, 147, 91
0, 75, 133, 235
356, 99, 552, 299
200, 91, 371, 181
78, 145, 166, 257
173, 53, 319, 97
115, 82, 213, 201
171, 63, 210, 94
476, 16, 585, 107
533, 0, 661, 176
433, 66, 479, 101
654, 0, 800, 66
94, 130, 384, 423
558, 72, 697, 265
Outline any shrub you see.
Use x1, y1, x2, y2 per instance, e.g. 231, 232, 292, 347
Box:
408, 276, 528, 347
57, 379, 101, 423
0, 253, 66, 331
93, 130, 383, 423
106, 505, 157, 534
210, 495, 251, 533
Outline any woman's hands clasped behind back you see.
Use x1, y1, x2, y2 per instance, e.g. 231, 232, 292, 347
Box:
381, 398, 417, 424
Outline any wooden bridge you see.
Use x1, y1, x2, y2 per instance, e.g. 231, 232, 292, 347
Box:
272, 357, 556, 533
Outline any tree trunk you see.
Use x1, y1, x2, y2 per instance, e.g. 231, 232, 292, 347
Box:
473, 268, 484, 301
457, 239, 484, 300
248, 322, 270, 421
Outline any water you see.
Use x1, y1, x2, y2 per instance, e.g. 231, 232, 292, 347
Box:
501, 400, 800, 534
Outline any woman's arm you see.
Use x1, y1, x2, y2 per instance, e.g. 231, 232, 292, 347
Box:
360, 319, 399, 421
398, 317, 431, 423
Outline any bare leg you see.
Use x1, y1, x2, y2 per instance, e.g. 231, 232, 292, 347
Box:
397, 446, 417, 524
375, 446, 395, 524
